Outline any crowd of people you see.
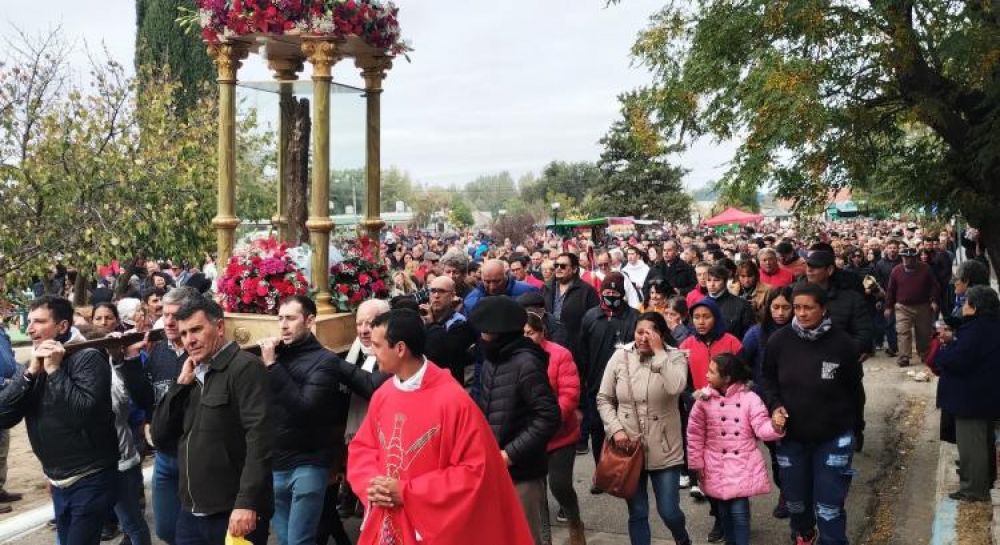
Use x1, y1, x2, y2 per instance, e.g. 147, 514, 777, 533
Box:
0, 216, 996, 545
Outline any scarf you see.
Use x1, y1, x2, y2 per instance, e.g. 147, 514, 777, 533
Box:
790, 316, 833, 341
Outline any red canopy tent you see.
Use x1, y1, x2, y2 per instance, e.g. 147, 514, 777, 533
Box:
702, 207, 764, 227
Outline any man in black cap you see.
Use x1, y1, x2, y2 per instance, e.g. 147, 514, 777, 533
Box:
470, 296, 560, 545
800, 251, 874, 357
885, 247, 940, 367
577, 273, 639, 469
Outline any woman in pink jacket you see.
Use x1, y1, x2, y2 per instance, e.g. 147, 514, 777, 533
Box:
525, 312, 586, 545
687, 353, 785, 545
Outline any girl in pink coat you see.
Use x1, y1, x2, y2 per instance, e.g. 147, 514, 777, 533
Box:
687, 353, 785, 545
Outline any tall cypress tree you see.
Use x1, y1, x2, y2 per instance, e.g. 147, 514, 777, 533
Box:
135, 0, 216, 113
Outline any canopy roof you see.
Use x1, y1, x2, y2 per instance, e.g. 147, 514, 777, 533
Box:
702, 207, 764, 226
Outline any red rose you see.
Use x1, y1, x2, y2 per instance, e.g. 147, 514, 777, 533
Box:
337, 284, 350, 294
358, 273, 371, 286
349, 291, 363, 304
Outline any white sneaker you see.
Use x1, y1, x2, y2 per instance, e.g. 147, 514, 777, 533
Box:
679, 475, 691, 488
690, 485, 705, 500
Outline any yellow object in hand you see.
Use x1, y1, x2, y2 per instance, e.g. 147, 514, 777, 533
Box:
226, 533, 251, 545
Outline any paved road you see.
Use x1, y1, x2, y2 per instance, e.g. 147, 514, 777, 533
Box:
3, 353, 940, 545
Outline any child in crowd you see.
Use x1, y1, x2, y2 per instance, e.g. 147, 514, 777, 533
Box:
687, 353, 785, 545
679, 297, 743, 540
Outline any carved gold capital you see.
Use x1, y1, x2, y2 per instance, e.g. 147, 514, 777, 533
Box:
302, 39, 343, 79
268, 56, 305, 81
207, 43, 251, 83
355, 56, 393, 91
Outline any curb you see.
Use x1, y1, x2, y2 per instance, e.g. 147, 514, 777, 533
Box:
0, 466, 153, 544
930, 442, 958, 545
992, 488, 999, 545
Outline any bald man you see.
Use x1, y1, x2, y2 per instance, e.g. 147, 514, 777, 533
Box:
463, 259, 539, 313
422, 277, 477, 385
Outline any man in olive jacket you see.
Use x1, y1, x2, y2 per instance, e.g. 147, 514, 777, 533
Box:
152, 297, 272, 545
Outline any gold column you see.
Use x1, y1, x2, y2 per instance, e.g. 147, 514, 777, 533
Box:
302, 39, 341, 314
268, 57, 304, 242
208, 42, 250, 267
356, 56, 392, 261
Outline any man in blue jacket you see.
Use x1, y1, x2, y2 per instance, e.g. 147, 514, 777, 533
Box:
464, 259, 539, 313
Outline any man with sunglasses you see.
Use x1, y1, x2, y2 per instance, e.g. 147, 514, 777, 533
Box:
545, 253, 600, 457
421, 277, 476, 386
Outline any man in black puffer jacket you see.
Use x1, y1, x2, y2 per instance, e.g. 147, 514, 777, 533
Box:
257, 295, 345, 545
470, 296, 559, 545
0, 296, 118, 545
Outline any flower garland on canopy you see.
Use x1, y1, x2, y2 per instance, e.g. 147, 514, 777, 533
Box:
217, 237, 310, 314
188, 0, 409, 55
330, 236, 390, 312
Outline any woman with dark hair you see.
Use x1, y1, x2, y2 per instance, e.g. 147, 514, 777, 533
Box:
762, 283, 865, 545
934, 285, 1000, 502
641, 279, 672, 315
663, 297, 691, 345
732, 260, 770, 318
524, 313, 586, 545
598, 311, 691, 545
92, 302, 126, 334
740, 286, 794, 518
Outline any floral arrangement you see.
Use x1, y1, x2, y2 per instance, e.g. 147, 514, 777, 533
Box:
187, 0, 410, 55
330, 236, 390, 312
217, 237, 310, 314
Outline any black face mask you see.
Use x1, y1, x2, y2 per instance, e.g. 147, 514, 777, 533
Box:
602, 295, 625, 310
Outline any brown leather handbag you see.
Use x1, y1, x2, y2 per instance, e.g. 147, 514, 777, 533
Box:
593, 355, 645, 499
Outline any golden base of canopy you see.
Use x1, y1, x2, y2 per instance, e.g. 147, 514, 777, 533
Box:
224, 311, 355, 354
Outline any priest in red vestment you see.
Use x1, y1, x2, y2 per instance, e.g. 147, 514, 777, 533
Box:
348, 308, 534, 545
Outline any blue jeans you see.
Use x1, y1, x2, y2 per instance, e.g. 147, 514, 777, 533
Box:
716, 497, 750, 545
52, 468, 119, 545
884, 312, 897, 352
176, 510, 269, 545
625, 468, 690, 545
584, 395, 605, 464
115, 465, 152, 545
153, 451, 181, 545
777, 435, 855, 545
272, 465, 329, 545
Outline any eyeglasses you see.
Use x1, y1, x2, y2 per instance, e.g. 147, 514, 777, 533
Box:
429, 288, 453, 295
554, 263, 571, 269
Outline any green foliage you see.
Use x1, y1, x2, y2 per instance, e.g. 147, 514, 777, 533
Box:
463, 171, 518, 214
520, 161, 601, 211
330, 168, 365, 215
621, 0, 1000, 264
381, 166, 414, 212
448, 198, 474, 229
136, 0, 215, 114
236, 107, 278, 222
0, 33, 276, 284
587, 99, 693, 223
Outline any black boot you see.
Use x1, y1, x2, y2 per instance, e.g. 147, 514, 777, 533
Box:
707, 517, 724, 543
773, 493, 790, 519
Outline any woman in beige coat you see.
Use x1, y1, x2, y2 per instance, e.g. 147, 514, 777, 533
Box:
597, 311, 692, 545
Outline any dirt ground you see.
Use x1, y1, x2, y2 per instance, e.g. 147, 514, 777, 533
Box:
956, 501, 992, 545
0, 424, 49, 518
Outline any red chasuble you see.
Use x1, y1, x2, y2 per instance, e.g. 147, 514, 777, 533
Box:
347, 362, 534, 545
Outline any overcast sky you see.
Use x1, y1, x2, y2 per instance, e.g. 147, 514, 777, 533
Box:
4, 1, 735, 190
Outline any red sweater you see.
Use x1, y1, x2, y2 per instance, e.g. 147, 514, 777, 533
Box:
759, 267, 795, 289
680, 333, 743, 391
886, 263, 940, 307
